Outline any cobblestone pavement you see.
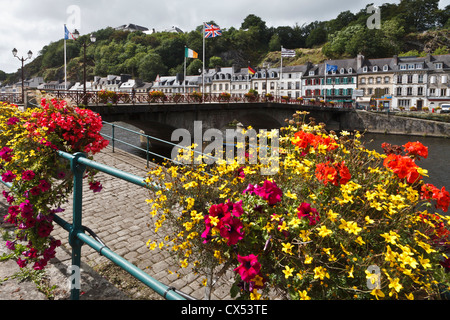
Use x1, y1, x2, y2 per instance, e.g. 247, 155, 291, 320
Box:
0, 146, 234, 300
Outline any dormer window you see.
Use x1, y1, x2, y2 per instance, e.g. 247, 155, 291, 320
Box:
340, 68, 345, 74
383, 65, 389, 71
363, 66, 368, 73
408, 64, 414, 70
348, 68, 353, 74
400, 65, 407, 70
435, 63, 443, 69
373, 66, 378, 72
309, 71, 315, 76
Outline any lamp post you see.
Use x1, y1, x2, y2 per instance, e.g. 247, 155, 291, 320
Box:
12, 48, 33, 104
72, 30, 96, 105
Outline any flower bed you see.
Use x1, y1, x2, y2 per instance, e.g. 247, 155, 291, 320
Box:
145, 111, 450, 300
0, 97, 109, 270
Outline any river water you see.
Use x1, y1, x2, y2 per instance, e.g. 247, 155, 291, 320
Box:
101, 122, 449, 192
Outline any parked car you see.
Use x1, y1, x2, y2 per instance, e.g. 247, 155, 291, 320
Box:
441, 104, 450, 114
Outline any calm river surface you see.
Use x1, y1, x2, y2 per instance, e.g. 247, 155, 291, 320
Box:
101, 122, 450, 192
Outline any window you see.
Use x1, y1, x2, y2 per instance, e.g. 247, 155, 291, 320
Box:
407, 87, 413, 96
416, 64, 422, 69
335, 78, 340, 84
400, 65, 407, 70
309, 71, 315, 76
429, 88, 435, 96
368, 88, 373, 95
384, 88, 390, 95
383, 65, 389, 71
363, 66, 368, 73
441, 88, 447, 97
408, 64, 414, 70
397, 75, 403, 84
418, 74, 424, 83
384, 76, 390, 84
399, 99, 410, 107
373, 66, 378, 72
340, 68, 345, 74
348, 68, 353, 74
376, 77, 382, 84
418, 87, 423, 96
435, 63, 443, 69
368, 77, 374, 84
360, 77, 366, 84
407, 75, 413, 84
397, 87, 402, 96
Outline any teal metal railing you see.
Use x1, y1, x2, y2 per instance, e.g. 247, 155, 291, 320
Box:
1, 150, 195, 301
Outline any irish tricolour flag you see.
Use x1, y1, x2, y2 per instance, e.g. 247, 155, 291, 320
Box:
185, 47, 198, 59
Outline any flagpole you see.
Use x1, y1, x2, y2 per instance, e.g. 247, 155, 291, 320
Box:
280, 46, 283, 99
184, 46, 187, 95
324, 64, 327, 103
64, 24, 67, 91
202, 23, 205, 102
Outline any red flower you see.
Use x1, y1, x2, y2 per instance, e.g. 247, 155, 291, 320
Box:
292, 131, 337, 154
234, 254, 261, 282
403, 141, 428, 160
383, 154, 421, 184
315, 161, 351, 186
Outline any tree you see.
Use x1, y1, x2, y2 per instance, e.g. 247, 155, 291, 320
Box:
268, 34, 281, 51
398, 0, 440, 31
305, 27, 328, 48
138, 52, 167, 82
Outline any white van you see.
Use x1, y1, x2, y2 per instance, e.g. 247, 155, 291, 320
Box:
441, 104, 450, 113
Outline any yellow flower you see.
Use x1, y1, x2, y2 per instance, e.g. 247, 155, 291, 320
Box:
252, 274, 265, 287
313, 266, 330, 280
347, 265, 354, 278
370, 289, 385, 300
355, 236, 365, 246
298, 290, 311, 300
365, 216, 375, 224
326, 209, 339, 222
185, 197, 195, 209
285, 190, 297, 199
419, 255, 432, 269
380, 230, 399, 245
339, 219, 362, 235
250, 289, 261, 300
304, 255, 313, 264
283, 266, 294, 279
388, 277, 403, 293
317, 225, 333, 238
282, 242, 294, 255
180, 259, 188, 268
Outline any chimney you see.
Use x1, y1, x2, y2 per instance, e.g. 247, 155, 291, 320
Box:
392, 55, 398, 66
357, 54, 365, 70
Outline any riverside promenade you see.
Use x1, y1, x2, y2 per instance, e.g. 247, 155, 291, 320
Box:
0, 146, 233, 300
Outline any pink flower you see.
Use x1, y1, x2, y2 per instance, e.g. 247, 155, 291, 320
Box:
219, 213, 244, 246
21, 170, 36, 181
244, 180, 283, 205
6, 117, 19, 125
37, 222, 53, 238
38, 179, 51, 192
89, 181, 103, 193
234, 254, 261, 282
0, 147, 13, 162
1, 171, 16, 183
297, 202, 320, 226
17, 258, 28, 268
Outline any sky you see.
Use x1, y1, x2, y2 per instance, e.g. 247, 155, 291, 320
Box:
0, 0, 449, 74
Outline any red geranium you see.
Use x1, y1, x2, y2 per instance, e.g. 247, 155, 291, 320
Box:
315, 161, 351, 186
383, 154, 421, 184
403, 141, 428, 160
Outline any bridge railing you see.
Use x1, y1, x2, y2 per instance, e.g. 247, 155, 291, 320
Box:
1, 150, 195, 301
35, 90, 354, 108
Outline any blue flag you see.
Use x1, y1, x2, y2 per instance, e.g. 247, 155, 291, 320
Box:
64, 25, 75, 40
326, 64, 338, 73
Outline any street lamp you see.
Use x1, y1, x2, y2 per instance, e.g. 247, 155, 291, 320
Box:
12, 48, 33, 104
72, 29, 96, 105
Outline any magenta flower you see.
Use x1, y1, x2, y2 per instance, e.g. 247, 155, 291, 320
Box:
19, 200, 34, 219
219, 213, 244, 246
0, 147, 13, 162
89, 181, 103, 193
38, 179, 51, 192
234, 254, 261, 282
297, 202, 320, 226
21, 170, 36, 181
17, 258, 28, 268
37, 222, 53, 238
1, 171, 16, 183
6, 117, 19, 125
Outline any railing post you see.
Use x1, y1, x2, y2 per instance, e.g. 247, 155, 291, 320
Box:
111, 123, 115, 153
68, 152, 87, 300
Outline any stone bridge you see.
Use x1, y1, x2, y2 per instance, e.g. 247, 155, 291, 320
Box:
89, 102, 354, 146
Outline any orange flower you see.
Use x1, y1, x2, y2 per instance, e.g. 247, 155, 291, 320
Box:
315, 161, 351, 186
403, 141, 428, 160
383, 154, 421, 184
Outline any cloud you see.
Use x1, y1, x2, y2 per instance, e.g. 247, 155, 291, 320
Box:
1, 0, 448, 74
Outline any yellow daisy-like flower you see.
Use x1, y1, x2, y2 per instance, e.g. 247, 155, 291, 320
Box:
313, 266, 330, 280
282, 242, 294, 255
317, 225, 333, 238
298, 290, 311, 300
282, 265, 294, 279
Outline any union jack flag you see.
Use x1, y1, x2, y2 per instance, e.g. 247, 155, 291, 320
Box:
204, 23, 222, 38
